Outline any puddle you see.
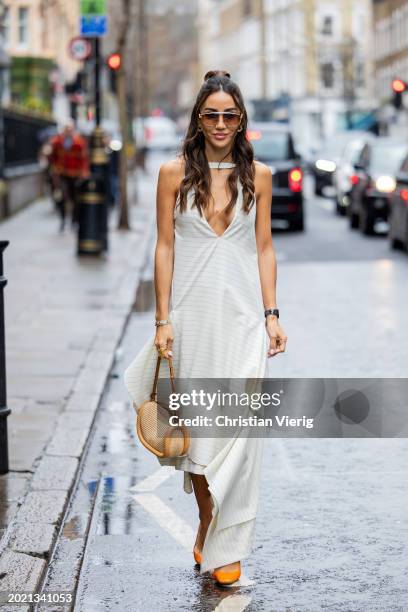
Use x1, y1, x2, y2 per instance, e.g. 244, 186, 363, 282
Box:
63, 514, 88, 540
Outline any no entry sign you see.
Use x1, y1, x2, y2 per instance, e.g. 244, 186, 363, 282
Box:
68, 37, 92, 61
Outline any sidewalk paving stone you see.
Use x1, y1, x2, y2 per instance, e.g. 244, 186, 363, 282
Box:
0, 166, 158, 597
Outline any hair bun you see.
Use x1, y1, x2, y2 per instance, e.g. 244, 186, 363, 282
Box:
204, 70, 231, 82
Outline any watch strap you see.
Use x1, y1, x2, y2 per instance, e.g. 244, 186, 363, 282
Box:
264, 308, 279, 319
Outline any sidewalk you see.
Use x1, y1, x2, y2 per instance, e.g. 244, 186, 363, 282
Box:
0, 167, 157, 599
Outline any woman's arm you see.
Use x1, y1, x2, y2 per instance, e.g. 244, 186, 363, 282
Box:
153, 161, 180, 358
254, 163, 277, 310
254, 162, 288, 357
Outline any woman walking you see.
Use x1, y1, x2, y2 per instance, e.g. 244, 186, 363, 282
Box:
124, 70, 287, 585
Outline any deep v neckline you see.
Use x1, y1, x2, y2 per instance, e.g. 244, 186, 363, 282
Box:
203, 161, 239, 238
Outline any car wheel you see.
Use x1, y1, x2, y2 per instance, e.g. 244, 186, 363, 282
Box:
336, 200, 346, 216
291, 216, 304, 231
391, 236, 404, 250
359, 207, 374, 235
349, 211, 359, 229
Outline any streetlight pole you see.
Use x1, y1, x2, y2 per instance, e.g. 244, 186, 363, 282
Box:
0, 240, 9, 474
94, 37, 101, 126
77, 33, 109, 256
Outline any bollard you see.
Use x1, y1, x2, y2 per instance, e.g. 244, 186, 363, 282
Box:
77, 126, 109, 256
0, 240, 10, 475
77, 177, 106, 255
89, 126, 109, 252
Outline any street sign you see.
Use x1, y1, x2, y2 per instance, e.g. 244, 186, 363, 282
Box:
80, 0, 107, 37
68, 37, 92, 61
80, 0, 106, 15
80, 15, 107, 37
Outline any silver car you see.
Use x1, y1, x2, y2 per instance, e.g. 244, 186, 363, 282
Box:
333, 133, 376, 216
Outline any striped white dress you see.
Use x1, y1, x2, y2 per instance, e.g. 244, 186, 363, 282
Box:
124, 161, 270, 574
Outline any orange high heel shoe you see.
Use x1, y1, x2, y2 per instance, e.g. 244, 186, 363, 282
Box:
212, 562, 241, 585
193, 548, 202, 566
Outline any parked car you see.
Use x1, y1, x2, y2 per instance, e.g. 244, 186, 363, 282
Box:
311, 130, 374, 197
333, 133, 376, 216
132, 116, 181, 152
247, 122, 304, 231
389, 155, 408, 251
348, 138, 408, 235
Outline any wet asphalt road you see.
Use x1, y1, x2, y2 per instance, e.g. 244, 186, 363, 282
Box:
38, 163, 408, 611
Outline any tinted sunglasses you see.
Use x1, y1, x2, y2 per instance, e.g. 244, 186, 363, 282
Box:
198, 111, 242, 129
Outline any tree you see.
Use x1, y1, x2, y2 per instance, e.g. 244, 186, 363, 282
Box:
116, 0, 132, 230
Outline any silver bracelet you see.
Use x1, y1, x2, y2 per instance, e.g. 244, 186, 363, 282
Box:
155, 319, 170, 327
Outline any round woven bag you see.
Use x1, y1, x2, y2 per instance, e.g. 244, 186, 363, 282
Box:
133, 355, 189, 458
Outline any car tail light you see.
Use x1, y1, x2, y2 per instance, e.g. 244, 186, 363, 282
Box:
289, 168, 303, 192
400, 189, 408, 203
246, 129, 262, 141
350, 174, 359, 186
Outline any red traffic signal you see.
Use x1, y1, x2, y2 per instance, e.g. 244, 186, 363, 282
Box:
392, 78, 407, 110
107, 53, 122, 71
392, 78, 406, 93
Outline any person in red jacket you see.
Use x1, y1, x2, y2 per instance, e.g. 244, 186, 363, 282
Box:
49, 120, 90, 232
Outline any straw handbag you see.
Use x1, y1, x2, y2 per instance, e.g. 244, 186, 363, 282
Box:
133, 355, 190, 458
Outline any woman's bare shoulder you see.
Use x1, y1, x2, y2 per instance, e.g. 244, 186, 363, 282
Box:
254, 160, 272, 180
159, 157, 186, 186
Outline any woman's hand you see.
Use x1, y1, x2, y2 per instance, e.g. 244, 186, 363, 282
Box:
154, 323, 174, 359
266, 317, 287, 357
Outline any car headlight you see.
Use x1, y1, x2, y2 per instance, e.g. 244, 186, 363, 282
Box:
375, 176, 396, 193
315, 159, 336, 172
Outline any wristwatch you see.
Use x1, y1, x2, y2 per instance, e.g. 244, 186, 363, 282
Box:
264, 308, 279, 319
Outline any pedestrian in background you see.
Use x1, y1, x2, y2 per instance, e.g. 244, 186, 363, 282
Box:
49, 120, 90, 232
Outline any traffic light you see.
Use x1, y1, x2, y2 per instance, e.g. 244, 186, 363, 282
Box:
106, 53, 122, 94
392, 78, 407, 110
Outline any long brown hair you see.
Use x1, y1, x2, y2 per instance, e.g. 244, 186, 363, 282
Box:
176, 70, 255, 218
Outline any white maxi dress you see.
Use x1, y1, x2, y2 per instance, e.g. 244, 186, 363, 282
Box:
124, 161, 270, 574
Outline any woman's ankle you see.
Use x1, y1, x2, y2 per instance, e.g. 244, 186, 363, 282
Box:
194, 516, 211, 552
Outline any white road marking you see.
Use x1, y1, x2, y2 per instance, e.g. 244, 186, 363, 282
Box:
133, 492, 196, 550
132, 467, 256, 610
213, 594, 252, 610
215, 576, 254, 589
129, 466, 176, 492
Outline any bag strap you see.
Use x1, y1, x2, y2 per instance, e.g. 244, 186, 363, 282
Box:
150, 355, 176, 401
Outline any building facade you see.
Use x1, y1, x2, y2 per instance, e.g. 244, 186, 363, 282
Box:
198, 0, 375, 149
373, 0, 408, 102
2, 0, 80, 118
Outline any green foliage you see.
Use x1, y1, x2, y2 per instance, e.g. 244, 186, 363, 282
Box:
10, 56, 54, 114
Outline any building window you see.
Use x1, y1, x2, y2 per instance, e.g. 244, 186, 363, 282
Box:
243, 0, 252, 17
355, 62, 365, 88
321, 62, 335, 89
18, 7, 29, 45
321, 15, 333, 36
1, 6, 10, 46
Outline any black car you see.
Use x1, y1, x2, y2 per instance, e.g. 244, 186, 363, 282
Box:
348, 138, 408, 235
248, 122, 304, 231
389, 155, 408, 251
